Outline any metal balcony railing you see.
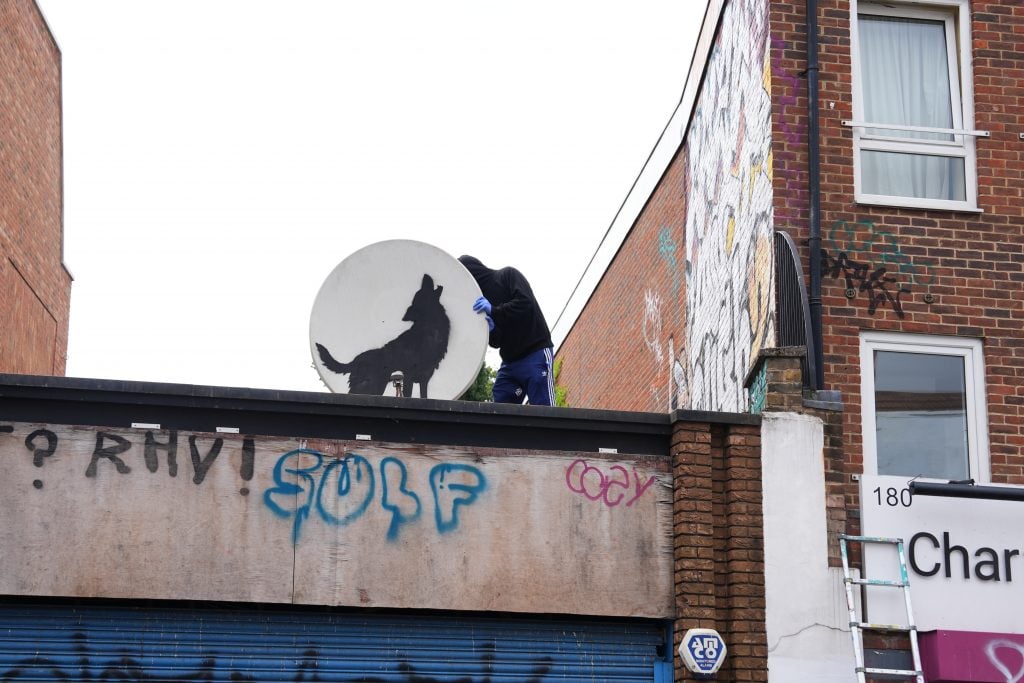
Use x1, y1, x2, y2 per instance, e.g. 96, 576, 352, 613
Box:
774, 230, 817, 389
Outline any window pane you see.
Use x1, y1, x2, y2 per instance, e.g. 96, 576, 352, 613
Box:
874, 351, 969, 479
859, 14, 954, 142
862, 150, 966, 201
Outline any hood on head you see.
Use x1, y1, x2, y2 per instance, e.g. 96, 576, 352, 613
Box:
458, 255, 491, 279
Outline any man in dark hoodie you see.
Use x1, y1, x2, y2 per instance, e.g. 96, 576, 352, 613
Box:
458, 255, 555, 406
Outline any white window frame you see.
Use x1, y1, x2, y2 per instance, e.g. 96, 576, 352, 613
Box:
850, 0, 979, 211
859, 331, 990, 481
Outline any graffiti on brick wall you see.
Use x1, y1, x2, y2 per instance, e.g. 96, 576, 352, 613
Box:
823, 218, 936, 317
651, 225, 687, 411
642, 289, 664, 366
748, 362, 767, 415
669, 336, 689, 412
642, 288, 667, 407
770, 34, 809, 229
683, 0, 774, 412
658, 226, 681, 324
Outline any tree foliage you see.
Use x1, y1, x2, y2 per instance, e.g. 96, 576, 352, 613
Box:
553, 357, 568, 407
459, 364, 496, 402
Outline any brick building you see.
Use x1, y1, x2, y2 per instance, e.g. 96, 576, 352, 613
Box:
0, 2, 775, 679
557, 0, 1024, 680
0, 0, 72, 376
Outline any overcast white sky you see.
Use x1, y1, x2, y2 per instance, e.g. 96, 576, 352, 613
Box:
38, 1, 705, 393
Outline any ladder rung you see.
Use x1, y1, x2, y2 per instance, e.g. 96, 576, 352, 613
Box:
852, 622, 915, 632
858, 666, 923, 676
847, 577, 908, 587
841, 534, 904, 545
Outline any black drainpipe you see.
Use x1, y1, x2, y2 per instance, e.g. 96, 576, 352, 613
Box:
806, 0, 824, 390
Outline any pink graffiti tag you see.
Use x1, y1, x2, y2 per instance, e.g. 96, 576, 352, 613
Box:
565, 459, 657, 508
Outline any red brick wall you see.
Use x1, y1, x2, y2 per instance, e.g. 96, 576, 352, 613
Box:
770, 0, 1024, 491
0, 0, 71, 376
673, 417, 766, 681
556, 152, 688, 413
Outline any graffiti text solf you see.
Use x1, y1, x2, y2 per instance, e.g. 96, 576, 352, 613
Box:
263, 449, 487, 543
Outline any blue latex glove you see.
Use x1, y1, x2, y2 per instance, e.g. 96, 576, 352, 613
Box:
485, 314, 495, 332
473, 296, 492, 315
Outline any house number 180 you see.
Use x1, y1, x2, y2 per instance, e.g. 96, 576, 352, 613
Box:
873, 486, 912, 508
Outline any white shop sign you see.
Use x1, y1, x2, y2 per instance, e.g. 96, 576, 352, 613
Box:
860, 475, 1024, 634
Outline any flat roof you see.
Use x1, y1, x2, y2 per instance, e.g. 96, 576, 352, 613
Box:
0, 373, 755, 456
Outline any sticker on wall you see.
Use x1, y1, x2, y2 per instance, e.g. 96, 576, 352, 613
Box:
309, 240, 488, 399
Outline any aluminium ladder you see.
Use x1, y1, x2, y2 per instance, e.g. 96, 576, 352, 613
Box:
839, 534, 924, 683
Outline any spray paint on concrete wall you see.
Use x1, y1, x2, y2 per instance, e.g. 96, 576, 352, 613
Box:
0, 421, 673, 617
683, 0, 774, 412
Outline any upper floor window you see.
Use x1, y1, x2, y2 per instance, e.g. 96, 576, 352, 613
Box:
860, 332, 989, 481
850, 0, 979, 211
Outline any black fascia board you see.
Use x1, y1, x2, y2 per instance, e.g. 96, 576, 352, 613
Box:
0, 374, 674, 456
909, 481, 1024, 502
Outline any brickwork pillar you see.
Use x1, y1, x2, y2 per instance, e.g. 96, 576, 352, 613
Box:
672, 416, 767, 681
672, 422, 717, 633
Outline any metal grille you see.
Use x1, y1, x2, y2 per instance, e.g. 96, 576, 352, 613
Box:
774, 231, 817, 389
0, 603, 671, 682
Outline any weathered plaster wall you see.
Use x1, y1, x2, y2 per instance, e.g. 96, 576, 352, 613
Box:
761, 413, 853, 682
0, 421, 673, 618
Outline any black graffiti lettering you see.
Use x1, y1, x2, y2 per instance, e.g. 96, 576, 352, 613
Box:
0, 632, 553, 682
0, 630, 256, 681
823, 249, 909, 318
0, 425, 13, 435
144, 430, 179, 477
240, 437, 255, 482
363, 642, 553, 683
24, 429, 58, 467
291, 649, 321, 683
85, 432, 132, 477
189, 435, 224, 485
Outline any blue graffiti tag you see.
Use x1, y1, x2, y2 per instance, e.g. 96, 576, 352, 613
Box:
315, 454, 375, 527
657, 226, 681, 321
429, 464, 487, 534
262, 448, 324, 544
827, 218, 935, 287
262, 451, 486, 543
380, 457, 421, 541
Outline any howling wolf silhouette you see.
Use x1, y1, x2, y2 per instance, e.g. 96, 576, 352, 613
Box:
315, 274, 450, 398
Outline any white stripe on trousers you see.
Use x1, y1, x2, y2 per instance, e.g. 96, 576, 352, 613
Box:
543, 347, 555, 406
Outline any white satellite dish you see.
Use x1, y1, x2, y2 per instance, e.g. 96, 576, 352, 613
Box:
309, 240, 488, 399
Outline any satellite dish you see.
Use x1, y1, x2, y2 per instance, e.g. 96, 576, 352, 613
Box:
309, 240, 488, 399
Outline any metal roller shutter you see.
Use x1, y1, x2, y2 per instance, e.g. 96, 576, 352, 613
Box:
0, 604, 671, 681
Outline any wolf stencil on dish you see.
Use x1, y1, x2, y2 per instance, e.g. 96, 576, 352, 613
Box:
315, 274, 450, 398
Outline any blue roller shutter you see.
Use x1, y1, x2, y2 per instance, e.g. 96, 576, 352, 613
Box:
0, 603, 671, 681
